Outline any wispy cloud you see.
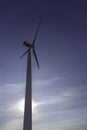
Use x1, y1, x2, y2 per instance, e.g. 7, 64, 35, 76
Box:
33, 117, 87, 130
33, 76, 63, 87
33, 85, 87, 128
0, 83, 24, 127
0, 119, 23, 130
0, 79, 87, 130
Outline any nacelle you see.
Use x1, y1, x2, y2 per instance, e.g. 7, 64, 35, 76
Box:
23, 41, 31, 47
23, 41, 29, 47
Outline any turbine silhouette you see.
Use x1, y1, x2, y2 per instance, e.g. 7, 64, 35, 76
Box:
20, 16, 42, 130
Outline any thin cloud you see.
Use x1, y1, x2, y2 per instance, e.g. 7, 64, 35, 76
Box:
0, 83, 24, 127
0, 82, 87, 130
0, 119, 23, 130
33, 76, 63, 87
33, 117, 87, 130
33, 86, 87, 127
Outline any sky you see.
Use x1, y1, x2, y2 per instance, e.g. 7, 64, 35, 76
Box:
0, 0, 87, 130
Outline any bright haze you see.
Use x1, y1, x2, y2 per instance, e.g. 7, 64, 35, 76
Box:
0, 0, 87, 130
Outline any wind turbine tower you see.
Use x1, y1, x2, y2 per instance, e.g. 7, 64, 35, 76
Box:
20, 16, 42, 130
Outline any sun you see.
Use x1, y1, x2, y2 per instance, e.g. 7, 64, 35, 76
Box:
18, 99, 37, 113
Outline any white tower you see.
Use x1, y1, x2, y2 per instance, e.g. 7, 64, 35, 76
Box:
20, 16, 42, 130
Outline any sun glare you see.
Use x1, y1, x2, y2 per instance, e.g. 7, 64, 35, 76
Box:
18, 99, 37, 114
18, 99, 24, 112
32, 100, 37, 113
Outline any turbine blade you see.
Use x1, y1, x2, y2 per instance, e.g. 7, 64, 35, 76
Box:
32, 48, 39, 68
20, 49, 29, 59
32, 16, 43, 45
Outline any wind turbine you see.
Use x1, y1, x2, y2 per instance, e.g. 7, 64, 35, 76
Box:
20, 16, 42, 130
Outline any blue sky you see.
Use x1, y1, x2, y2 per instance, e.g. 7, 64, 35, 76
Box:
0, 0, 87, 130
